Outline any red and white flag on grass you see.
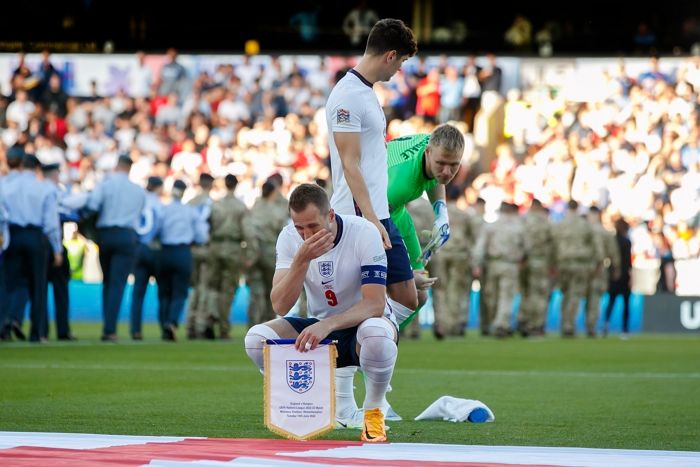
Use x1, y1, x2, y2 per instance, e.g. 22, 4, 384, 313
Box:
264, 339, 337, 441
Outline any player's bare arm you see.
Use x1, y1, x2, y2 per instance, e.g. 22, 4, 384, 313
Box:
334, 132, 391, 249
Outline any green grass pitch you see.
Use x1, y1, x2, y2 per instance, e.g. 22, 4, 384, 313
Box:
1, 323, 698, 452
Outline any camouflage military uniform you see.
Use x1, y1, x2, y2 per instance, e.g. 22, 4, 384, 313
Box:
552, 212, 604, 336
185, 192, 212, 337
473, 209, 526, 336
432, 201, 474, 336
469, 213, 490, 333
519, 209, 555, 335
585, 223, 620, 336
204, 192, 253, 338
469, 212, 494, 335
247, 194, 288, 325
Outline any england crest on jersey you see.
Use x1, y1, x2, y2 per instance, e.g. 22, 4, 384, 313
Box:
318, 261, 333, 278
287, 360, 314, 394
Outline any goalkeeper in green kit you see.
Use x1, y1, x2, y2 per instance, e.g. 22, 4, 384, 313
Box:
387, 123, 466, 328
335, 123, 466, 430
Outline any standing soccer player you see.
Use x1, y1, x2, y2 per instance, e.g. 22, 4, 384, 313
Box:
325, 19, 417, 426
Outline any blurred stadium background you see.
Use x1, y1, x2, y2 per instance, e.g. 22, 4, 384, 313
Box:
0, 1, 699, 462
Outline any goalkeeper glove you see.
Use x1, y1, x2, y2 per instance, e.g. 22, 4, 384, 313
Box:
420, 200, 450, 264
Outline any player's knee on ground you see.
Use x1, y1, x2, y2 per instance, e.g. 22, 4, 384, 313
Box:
244, 324, 280, 373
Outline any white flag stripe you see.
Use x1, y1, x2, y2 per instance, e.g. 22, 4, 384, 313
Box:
0, 431, 189, 449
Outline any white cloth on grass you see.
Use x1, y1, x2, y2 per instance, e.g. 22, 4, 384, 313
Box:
414, 395, 495, 423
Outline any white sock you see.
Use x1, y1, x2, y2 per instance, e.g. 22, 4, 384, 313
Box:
357, 318, 397, 410
244, 324, 280, 374
335, 366, 359, 418
388, 297, 414, 326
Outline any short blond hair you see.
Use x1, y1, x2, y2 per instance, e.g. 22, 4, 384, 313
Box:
427, 123, 465, 156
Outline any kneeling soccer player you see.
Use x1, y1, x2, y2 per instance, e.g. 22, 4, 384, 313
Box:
244, 183, 398, 442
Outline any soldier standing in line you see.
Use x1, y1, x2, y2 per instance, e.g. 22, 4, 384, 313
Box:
248, 180, 288, 326
431, 186, 474, 338
185, 173, 214, 339
473, 202, 526, 338
519, 199, 556, 337
470, 197, 492, 335
552, 200, 603, 337
585, 206, 620, 337
205, 175, 253, 339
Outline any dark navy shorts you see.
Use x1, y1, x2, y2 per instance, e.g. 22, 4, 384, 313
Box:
284, 317, 360, 368
380, 218, 414, 285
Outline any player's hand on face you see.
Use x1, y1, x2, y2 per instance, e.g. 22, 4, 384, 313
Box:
295, 321, 331, 352
371, 220, 392, 250
413, 269, 437, 290
298, 229, 334, 262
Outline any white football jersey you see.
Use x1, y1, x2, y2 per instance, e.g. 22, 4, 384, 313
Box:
326, 70, 389, 220
275, 214, 393, 321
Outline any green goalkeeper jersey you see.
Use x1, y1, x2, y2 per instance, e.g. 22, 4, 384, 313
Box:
387, 134, 438, 270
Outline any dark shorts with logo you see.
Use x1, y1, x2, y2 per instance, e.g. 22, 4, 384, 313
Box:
284, 317, 360, 367
380, 217, 414, 285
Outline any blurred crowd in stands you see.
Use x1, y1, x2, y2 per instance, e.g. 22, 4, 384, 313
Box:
1, 47, 699, 339
2, 50, 698, 275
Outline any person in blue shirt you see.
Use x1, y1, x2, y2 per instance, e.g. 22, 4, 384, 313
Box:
157, 179, 209, 341
3, 154, 62, 343
0, 150, 31, 341
86, 155, 146, 342
43, 162, 87, 341
130, 176, 164, 340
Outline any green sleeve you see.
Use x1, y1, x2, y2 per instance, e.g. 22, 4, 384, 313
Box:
391, 206, 423, 270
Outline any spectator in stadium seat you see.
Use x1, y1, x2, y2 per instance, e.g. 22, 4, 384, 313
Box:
131, 51, 153, 99
439, 65, 463, 123
416, 68, 440, 123
478, 53, 503, 100
41, 73, 68, 118
158, 48, 188, 102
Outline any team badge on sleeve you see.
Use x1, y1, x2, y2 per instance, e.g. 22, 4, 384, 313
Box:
337, 108, 350, 123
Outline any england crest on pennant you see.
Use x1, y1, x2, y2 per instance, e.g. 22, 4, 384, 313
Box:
287, 360, 314, 394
